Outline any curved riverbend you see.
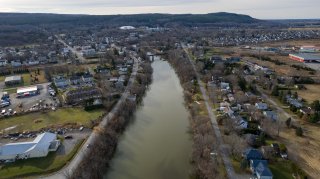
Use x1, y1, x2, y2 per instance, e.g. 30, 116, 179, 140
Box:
105, 59, 192, 179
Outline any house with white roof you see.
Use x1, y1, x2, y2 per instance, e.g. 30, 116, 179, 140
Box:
0, 132, 60, 161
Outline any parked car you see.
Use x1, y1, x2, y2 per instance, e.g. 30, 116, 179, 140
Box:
0, 101, 10, 108
64, 135, 73, 139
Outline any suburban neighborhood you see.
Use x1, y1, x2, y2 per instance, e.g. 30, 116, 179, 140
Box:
0, 11, 320, 179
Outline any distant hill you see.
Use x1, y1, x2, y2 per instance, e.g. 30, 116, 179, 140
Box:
0, 12, 261, 26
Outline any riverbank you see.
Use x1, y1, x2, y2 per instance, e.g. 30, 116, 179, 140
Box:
166, 49, 226, 179
70, 60, 153, 178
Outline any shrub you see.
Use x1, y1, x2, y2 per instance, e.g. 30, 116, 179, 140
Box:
295, 127, 303, 137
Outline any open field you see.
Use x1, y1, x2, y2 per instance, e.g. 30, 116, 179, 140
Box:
278, 126, 320, 179
296, 84, 320, 104
0, 76, 5, 82
261, 39, 320, 47
0, 139, 84, 178
243, 55, 319, 78
0, 108, 105, 133
269, 160, 294, 179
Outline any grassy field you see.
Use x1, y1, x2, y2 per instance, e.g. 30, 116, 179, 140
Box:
2, 71, 48, 93
0, 76, 5, 82
0, 139, 85, 178
204, 48, 223, 59
269, 160, 294, 179
296, 84, 320, 104
0, 108, 105, 133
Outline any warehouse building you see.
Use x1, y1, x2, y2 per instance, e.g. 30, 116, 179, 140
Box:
289, 53, 320, 63
0, 132, 60, 161
4, 75, 22, 86
16, 85, 39, 98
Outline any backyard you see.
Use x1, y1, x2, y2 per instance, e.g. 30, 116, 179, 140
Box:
0, 108, 105, 133
296, 84, 320, 104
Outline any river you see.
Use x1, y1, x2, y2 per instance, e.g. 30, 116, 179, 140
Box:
104, 58, 192, 179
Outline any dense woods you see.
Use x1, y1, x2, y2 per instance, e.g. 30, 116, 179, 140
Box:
0, 12, 259, 26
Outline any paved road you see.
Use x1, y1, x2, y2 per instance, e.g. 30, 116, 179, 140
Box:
182, 44, 236, 179
41, 54, 139, 179
55, 35, 86, 63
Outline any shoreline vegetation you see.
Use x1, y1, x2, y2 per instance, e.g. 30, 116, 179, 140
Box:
166, 49, 225, 179
70, 61, 153, 178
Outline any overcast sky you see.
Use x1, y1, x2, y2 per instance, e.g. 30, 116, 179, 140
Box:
0, 0, 319, 19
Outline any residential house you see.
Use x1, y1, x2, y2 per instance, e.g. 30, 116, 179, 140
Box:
11, 60, 22, 67
109, 77, 119, 82
38, 56, 48, 64
227, 93, 235, 102
211, 55, 224, 63
263, 111, 278, 121
82, 74, 94, 83
69, 75, 82, 85
65, 87, 101, 104
235, 117, 248, 129
255, 103, 268, 110
54, 76, 69, 88
243, 148, 263, 161
286, 96, 303, 108
27, 59, 40, 66
82, 49, 96, 58
250, 160, 273, 179
0, 59, 8, 67
220, 82, 230, 91
115, 80, 124, 90
96, 66, 110, 74
118, 67, 128, 75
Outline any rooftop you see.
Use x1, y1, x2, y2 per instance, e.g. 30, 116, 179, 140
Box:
0, 132, 57, 157
290, 53, 320, 60
16, 86, 38, 94
5, 75, 22, 82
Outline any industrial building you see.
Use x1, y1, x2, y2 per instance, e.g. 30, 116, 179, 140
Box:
4, 75, 22, 86
289, 53, 320, 63
0, 132, 60, 161
16, 85, 39, 98
299, 46, 318, 53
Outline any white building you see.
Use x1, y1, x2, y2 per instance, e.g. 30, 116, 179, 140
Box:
0, 132, 60, 161
16, 85, 39, 97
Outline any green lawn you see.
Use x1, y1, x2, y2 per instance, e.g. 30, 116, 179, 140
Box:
0, 76, 5, 82
2, 88, 18, 94
269, 160, 294, 179
0, 108, 105, 133
0, 139, 85, 178
204, 49, 223, 59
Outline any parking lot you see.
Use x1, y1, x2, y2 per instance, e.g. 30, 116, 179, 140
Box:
0, 82, 59, 116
